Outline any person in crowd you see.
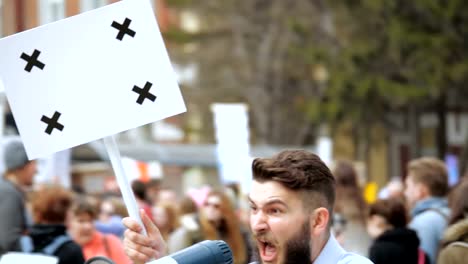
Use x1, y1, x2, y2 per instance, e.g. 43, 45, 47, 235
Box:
168, 196, 205, 252
95, 197, 126, 238
122, 150, 373, 264
367, 198, 427, 264
225, 182, 241, 212
109, 196, 129, 218
132, 180, 153, 221
168, 190, 251, 264
157, 188, 179, 205
146, 178, 162, 204
437, 179, 468, 264
202, 190, 251, 264
0, 139, 37, 255
404, 157, 450, 264
378, 177, 405, 200
332, 160, 371, 256
152, 202, 179, 240
332, 213, 347, 246
26, 185, 84, 264
68, 195, 131, 264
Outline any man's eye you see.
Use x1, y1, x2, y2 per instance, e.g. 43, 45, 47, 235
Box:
268, 208, 281, 214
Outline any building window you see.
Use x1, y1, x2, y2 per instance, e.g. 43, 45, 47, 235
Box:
39, 0, 65, 25
80, 0, 108, 12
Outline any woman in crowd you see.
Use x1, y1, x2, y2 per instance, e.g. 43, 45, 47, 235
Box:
332, 160, 371, 255
437, 179, 468, 264
95, 196, 126, 238
367, 198, 427, 264
200, 190, 252, 264
26, 185, 84, 264
169, 191, 252, 264
168, 196, 205, 252
68, 195, 131, 264
152, 202, 179, 240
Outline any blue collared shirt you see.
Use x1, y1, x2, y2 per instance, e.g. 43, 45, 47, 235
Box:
313, 235, 373, 264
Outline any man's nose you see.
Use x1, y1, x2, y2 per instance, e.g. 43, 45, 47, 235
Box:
251, 211, 268, 233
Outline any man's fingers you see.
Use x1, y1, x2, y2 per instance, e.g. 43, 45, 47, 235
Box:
124, 246, 153, 264
141, 209, 161, 237
124, 229, 154, 247
124, 238, 157, 259
122, 211, 168, 260
123, 217, 142, 233
140, 209, 168, 255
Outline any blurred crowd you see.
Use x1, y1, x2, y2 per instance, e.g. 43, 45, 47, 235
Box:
331, 159, 468, 264
0, 139, 467, 264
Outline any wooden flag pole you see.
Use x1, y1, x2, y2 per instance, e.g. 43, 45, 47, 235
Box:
103, 135, 147, 236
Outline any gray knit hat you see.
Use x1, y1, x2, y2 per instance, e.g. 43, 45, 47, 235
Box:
4, 139, 30, 171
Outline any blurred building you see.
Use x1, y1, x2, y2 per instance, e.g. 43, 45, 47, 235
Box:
0, 0, 170, 35
333, 110, 468, 189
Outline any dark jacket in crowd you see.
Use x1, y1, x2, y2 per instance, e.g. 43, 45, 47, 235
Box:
0, 179, 28, 256
437, 218, 468, 264
369, 227, 428, 264
28, 224, 85, 264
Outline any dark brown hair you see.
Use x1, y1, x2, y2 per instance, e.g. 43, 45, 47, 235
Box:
333, 161, 367, 222
31, 185, 74, 224
448, 180, 468, 225
131, 180, 147, 200
407, 157, 448, 197
369, 198, 408, 228
252, 150, 336, 212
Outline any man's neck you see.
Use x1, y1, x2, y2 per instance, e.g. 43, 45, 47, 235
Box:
5, 173, 19, 185
311, 231, 330, 262
4, 173, 27, 192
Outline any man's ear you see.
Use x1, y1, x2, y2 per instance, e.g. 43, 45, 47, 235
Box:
310, 207, 330, 236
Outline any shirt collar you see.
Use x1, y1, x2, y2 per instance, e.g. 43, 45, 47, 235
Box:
313, 234, 345, 264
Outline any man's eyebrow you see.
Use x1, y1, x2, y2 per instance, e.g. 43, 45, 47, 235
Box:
248, 197, 288, 208
263, 198, 288, 208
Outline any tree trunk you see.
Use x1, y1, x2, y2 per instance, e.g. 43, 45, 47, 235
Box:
436, 93, 447, 159
408, 105, 421, 159
459, 132, 468, 178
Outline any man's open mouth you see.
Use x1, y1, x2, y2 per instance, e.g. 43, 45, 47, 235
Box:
258, 238, 278, 262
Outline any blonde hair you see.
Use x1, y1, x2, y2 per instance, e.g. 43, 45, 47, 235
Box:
408, 157, 448, 197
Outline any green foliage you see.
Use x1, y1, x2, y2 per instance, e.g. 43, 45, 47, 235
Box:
162, 27, 195, 44
161, 0, 468, 144
166, 0, 193, 8
322, 0, 468, 130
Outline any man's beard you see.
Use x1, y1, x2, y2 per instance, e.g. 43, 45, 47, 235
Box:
283, 221, 311, 264
253, 220, 311, 264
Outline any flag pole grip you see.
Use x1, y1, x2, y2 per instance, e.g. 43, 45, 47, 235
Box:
103, 135, 147, 236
